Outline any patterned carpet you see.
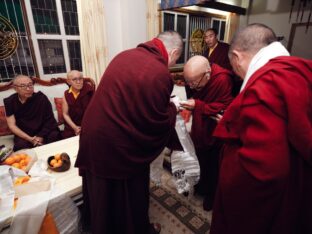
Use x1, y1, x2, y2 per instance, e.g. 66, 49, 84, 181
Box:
149, 170, 212, 234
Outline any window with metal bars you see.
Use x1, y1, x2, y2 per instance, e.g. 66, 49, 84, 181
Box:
0, 0, 82, 82
162, 11, 226, 64
162, 11, 189, 64
0, 0, 36, 82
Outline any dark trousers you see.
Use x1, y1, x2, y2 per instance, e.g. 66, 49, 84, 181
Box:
195, 144, 222, 209
84, 170, 152, 234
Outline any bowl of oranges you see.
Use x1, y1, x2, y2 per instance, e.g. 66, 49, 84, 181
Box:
47, 152, 71, 172
1, 149, 37, 172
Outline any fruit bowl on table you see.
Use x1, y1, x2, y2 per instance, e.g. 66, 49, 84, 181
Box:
47, 153, 71, 172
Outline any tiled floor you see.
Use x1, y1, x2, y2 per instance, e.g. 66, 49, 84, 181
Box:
149, 167, 212, 234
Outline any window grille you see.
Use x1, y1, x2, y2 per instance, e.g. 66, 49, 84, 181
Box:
0, 0, 36, 82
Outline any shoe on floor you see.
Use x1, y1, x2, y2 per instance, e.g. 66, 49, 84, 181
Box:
149, 223, 161, 234
203, 196, 214, 211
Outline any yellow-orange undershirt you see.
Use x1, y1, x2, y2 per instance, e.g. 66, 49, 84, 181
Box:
68, 87, 80, 99
208, 42, 218, 57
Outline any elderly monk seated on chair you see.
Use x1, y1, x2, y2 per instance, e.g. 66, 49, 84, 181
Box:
4, 75, 61, 151
61, 70, 94, 139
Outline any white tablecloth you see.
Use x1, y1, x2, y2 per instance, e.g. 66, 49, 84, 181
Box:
1, 136, 82, 233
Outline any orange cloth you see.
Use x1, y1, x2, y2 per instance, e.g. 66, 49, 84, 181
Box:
208, 42, 218, 56
38, 212, 59, 234
68, 87, 80, 99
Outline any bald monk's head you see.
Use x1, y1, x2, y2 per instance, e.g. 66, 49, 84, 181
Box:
228, 23, 277, 79
67, 70, 84, 92
183, 55, 211, 91
13, 75, 34, 102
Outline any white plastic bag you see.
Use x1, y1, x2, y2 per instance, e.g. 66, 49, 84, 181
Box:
171, 115, 200, 194
150, 150, 165, 186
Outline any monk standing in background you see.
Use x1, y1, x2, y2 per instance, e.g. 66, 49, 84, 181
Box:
203, 28, 242, 97
187, 28, 236, 99
62, 70, 94, 139
4, 75, 61, 151
211, 23, 312, 234
75, 31, 183, 234
203, 28, 231, 71
180, 55, 233, 211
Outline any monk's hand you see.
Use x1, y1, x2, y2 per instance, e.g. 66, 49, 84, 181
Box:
180, 99, 195, 110
30, 136, 37, 145
32, 136, 43, 146
170, 96, 181, 112
74, 126, 81, 135
36, 137, 43, 145
210, 114, 223, 123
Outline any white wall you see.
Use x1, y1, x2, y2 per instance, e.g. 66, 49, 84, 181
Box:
102, 0, 123, 61
103, 0, 147, 63
239, 0, 312, 58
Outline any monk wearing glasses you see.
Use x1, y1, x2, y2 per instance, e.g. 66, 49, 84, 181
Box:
4, 74, 61, 151
62, 70, 94, 138
180, 55, 233, 211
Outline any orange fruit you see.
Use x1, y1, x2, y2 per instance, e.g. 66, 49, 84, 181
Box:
21, 176, 30, 183
13, 155, 21, 163
24, 156, 30, 164
12, 163, 20, 169
4, 156, 15, 165
20, 154, 27, 160
54, 154, 61, 161
54, 160, 63, 168
20, 166, 27, 171
19, 159, 26, 166
50, 159, 57, 167
14, 176, 30, 185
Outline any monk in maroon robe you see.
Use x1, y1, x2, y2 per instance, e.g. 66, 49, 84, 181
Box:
203, 28, 231, 71
203, 28, 242, 97
211, 23, 312, 234
62, 70, 94, 139
187, 28, 240, 99
75, 31, 183, 234
4, 75, 61, 151
180, 56, 233, 211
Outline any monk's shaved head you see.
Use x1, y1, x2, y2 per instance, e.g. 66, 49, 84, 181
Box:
157, 31, 183, 67
13, 74, 32, 85
183, 56, 211, 90
229, 23, 277, 56
184, 55, 210, 77
157, 31, 183, 56
67, 70, 82, 79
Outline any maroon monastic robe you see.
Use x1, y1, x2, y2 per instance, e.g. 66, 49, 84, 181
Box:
191, 64, 233, 149
211, 56, 312, 234
62, 83, 94, 139
186, 41, 237, 99
4, 91, 61, 151
75, 39, 177, 234
190, 64, 233, 209
203, 41, 232, 71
